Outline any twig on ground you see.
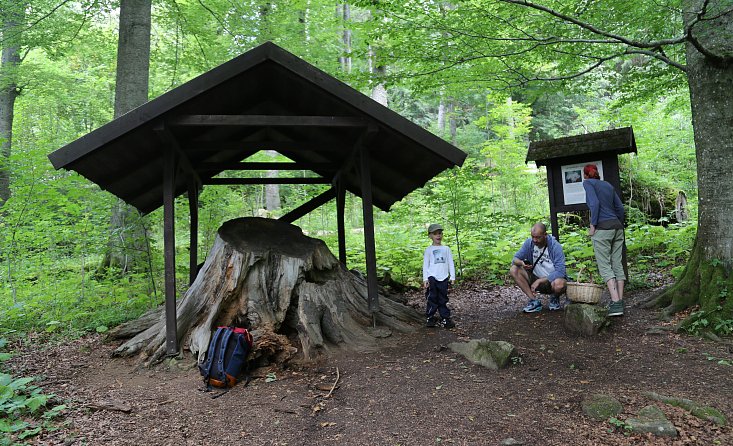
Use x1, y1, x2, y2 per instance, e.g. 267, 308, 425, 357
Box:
325, 367, 340, 398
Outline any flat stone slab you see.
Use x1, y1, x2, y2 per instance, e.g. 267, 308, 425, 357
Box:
627, 405, 678, 437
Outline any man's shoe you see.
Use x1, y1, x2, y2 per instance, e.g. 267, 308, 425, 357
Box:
548, 295, 563, 311
523, 299, 542, 313
608, 300, 624, 317
426, 317, 437, 327
441, 318, 456, 329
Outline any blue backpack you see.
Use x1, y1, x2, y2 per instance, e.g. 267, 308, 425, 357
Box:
199, 326, 254, 389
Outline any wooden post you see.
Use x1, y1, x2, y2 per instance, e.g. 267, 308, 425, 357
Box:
547, 166, 560, 241
163, 144, 178, 356
188, 182, 199, 285
359, 147, 379, 315
336, 174, 347, 266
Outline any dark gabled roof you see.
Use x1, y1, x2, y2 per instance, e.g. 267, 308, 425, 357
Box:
48, 42, 466, 214
526, 127, 636, 165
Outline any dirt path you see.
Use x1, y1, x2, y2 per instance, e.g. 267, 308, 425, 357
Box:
6, 284, 733, 445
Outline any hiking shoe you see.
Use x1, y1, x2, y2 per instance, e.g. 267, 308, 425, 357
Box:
608, 300, 624, 317
426, 317, 437, 328
548, 295, 563, 311
441, 318, 456, 329
523, 299, 542, 313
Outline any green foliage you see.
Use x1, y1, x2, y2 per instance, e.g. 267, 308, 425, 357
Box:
0, 341, 66, 444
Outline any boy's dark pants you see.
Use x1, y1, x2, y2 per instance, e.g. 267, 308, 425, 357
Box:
425, 276, 451, 320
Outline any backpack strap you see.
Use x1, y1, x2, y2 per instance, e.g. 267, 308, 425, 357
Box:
216, 327, 233, 384
202, 327, 225, 388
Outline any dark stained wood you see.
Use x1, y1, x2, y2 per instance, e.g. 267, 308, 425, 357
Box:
336, 174, 347, 265
182, 142, 348, 153
527, 127, 636, 164
170, 115, 370, 127
279, 188, 336, 223
188, 183, 199, 285
198, 161, 336, 171
359, 146, 379, 315
163, 144, 178, 356
154, 124, 202, 190
203, 177, 330, 185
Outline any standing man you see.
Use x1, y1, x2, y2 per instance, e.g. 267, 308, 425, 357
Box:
510, 222, 568, 312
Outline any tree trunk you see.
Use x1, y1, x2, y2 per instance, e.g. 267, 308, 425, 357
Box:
110, 217, 422, 366
0, 2, 23, 206
645, 1, 733, 329
339, 3, 352, 73
101, 0, 152, 273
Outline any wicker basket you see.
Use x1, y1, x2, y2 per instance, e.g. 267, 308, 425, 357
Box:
566, 268, 603, 304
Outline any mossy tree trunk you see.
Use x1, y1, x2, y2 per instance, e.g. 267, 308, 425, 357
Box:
640, 1, 733, 332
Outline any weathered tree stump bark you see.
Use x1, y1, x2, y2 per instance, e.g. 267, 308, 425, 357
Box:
110, 217, 422, 366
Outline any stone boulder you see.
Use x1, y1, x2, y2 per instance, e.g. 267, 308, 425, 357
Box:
448, 339, 517, 370
564, 303, 609, 335
581, 394, 623, 421
626, 405, 678, 437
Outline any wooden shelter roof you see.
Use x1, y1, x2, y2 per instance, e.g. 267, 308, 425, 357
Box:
526, 127, 636, 166
48, 42, 466, 214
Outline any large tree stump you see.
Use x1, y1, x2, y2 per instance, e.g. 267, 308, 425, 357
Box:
110, 217, 422, 366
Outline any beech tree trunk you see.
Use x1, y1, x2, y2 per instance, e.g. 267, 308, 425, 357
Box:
0, 1, 23, 206
100, 0, 151, 273
110, 217, 422, 366
640, 0, 733, 329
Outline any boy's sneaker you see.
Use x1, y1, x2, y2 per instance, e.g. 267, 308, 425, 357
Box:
426, 317, 437, 328
523, 299, 542, 313
608, 300, 624, 317
440, 318, 456, 329
548, 295, 563, 311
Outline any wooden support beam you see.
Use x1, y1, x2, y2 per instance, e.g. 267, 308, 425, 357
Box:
182, 142, 347, 153
336, 174, 347, 266
279, 188, 337, 224
359, 146, 379, 315
198, 161, 336, 171
188, 183, 199, 285
163, 144, 178, 356
203, 177, 330, 185
170, 115, 370, 127
153, 123, 202, 190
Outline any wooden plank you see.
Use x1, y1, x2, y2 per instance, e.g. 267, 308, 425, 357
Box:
204, 177, 330, 185
336, 174, 347, 265
279, 188, 336, 223
181, 142, 347, 153
188, 183, 199, 285
198, 161, 336, 171
359, 147, 379, 315
163, 144, 178, 356
153, 123, 202, 190
170, 114, 370, 127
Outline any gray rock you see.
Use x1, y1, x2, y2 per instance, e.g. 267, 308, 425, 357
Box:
581, 394, 623, 421
626, 405, 678, 437
448, 339, 517, 370
500, 438, 524, 445
563, 303, 609, 335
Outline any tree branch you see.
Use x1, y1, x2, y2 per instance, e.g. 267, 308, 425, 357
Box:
684, 0, 733, 66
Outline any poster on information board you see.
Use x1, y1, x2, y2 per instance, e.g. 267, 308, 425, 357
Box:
561, 161, 604, 205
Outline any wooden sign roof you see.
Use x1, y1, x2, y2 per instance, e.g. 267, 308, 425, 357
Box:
526, 127, 636, 166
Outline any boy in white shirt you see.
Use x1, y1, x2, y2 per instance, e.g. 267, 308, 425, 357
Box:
423, 224, 456, 328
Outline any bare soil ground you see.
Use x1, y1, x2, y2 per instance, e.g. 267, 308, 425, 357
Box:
6, 283, 733, 446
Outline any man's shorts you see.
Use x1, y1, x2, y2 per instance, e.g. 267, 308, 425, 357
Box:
529, 272, 553, 294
